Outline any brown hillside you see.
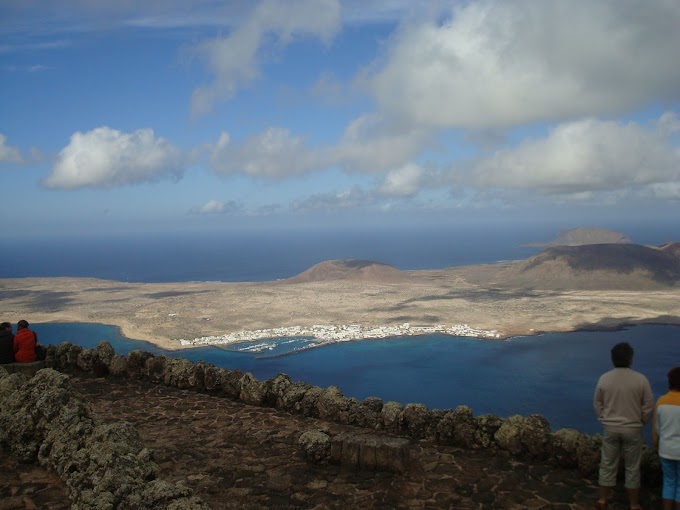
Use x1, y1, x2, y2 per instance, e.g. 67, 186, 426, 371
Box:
285, 259, 409, 284
493, 243, 680, 290
659, 242, 680, 258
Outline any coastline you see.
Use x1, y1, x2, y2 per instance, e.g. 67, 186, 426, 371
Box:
179, 322, 502, 348
41, 317, 680, 355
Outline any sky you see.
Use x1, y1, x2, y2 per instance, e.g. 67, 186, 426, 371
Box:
1, 0, 680, 239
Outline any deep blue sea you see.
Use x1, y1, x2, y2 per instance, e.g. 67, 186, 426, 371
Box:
4, 223, 680, 437
3, 222, 677, 282
33, 321, 680, 438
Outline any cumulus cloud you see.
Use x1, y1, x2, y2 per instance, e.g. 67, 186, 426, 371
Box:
367, 0, 680, 129
471, 114, 680, 195
189, 199, 241, 215
44, 126, 183, 189
190, 0, 341, 116
329, 113, 432, 173
657, 111, 680, 137
209, 114, 431, 179
379, 163, 425, 197
0, 133, 23, 163
210, 128, 323, 178
647, 183, 680, 201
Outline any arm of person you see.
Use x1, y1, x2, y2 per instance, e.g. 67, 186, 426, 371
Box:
593, 382, 604, 419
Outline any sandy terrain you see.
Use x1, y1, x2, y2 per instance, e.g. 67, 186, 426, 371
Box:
1, 263, 679, 350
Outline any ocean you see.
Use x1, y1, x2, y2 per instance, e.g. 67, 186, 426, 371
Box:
4, 223, 680, 436
3, 221, 677, 282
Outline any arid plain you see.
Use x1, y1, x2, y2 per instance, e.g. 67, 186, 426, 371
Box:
2, 250, 679, 350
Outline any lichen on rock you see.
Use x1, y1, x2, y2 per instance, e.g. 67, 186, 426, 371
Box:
0, 367, 209, 509
299, 429, 332, 464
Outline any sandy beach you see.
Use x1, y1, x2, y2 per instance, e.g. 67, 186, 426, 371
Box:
2, 261, 680, 350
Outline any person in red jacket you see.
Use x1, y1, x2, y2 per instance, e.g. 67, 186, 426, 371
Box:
13, 319, 37, 363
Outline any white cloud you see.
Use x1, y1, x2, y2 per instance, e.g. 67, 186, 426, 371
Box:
291, 186, 372, 212
367, 0, 680, 129
210, 128, 323, 178
0, 0, 407, 37
0, 133, 23, 163
648, 183, 680, 201
28, 64, 50, 72
0, 41, 70, 54
329, 113, 432, 173
190, 0, 341, 116
189, 199, 241, 215
657, 111, 680, 137
209, 114, 432, 179
471, 114, 680, 195
379, 163, 424, 197
44, 126, 183, 189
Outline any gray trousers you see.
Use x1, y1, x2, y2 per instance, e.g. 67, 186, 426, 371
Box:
598, 429, 643, 489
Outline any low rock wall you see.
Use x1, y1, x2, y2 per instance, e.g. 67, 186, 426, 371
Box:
0, 365, 209, 510
45, 341, 662, 484
0, 360, 47, 376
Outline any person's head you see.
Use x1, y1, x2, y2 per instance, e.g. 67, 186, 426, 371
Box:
611, 342, 634, 368
668, 367, 680, 391
0, 322, 10, 331
17, 319, 29, 330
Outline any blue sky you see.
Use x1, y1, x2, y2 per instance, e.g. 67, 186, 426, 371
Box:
1, 0, 679, 238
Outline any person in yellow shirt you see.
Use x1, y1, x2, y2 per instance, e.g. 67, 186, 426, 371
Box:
654, 367, 680, 510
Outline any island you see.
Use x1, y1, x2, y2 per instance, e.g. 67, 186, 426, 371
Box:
1, 242, 679, 350
524, 227, 632, 247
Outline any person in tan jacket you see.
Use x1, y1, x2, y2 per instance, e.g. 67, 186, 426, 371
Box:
593, 342, 654, 510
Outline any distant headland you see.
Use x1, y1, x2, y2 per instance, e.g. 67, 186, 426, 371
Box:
1, 235, 679, 350
523, 226, 632, 247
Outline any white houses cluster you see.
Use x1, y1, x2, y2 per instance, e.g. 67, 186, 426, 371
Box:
178, 322, 501, 347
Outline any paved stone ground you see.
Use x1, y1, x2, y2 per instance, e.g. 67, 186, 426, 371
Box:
1, 374, 662, 509
0, 457, 69, 510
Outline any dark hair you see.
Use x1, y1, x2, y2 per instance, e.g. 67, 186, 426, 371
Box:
669, 367, 680, 391
611, 342, 634, 368
0, 322, 10, 331
17, 319, 29, 329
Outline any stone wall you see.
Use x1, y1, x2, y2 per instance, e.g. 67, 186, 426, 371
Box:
0, 365, 209, 510
45, 341, 662, 484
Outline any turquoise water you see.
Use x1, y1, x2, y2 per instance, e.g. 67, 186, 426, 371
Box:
33, 322, 680, 436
